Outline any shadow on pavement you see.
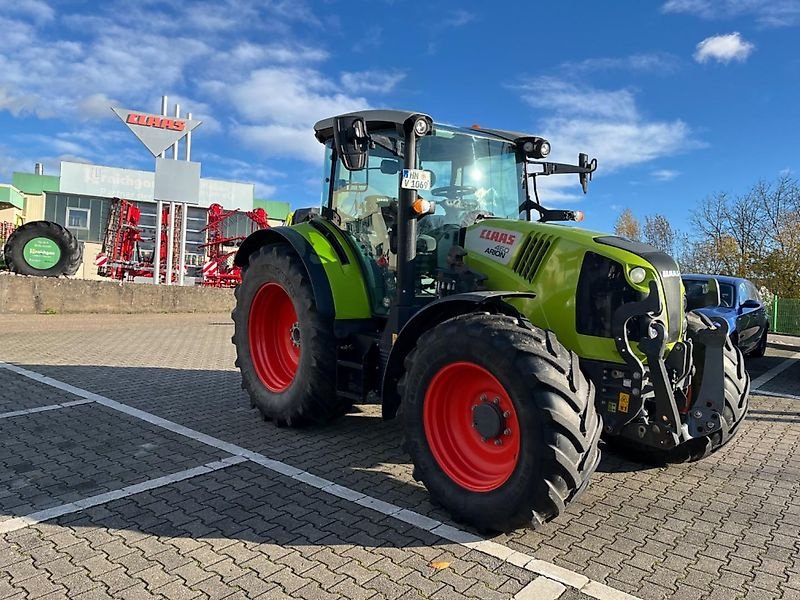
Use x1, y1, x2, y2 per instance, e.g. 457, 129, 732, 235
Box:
0, 363, 727, 542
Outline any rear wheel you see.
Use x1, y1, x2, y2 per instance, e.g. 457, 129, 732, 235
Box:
748, 329, 768, 358
231, 244, 347, 426
401, 313, 602, 532
3, 221, 83, 277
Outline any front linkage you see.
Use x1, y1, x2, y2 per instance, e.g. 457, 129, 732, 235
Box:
588, 280, 743, 454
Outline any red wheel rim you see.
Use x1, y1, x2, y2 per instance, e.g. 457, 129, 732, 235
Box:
248, 283, 300, 392
423, 362, 520, 492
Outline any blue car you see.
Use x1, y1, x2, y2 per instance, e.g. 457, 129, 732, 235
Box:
682, 274, 769, 357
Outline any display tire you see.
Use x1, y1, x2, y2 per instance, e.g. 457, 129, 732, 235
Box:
231, 244, 347, 426
400, 312, 602, 532
3, 221, 83, 277
609, 311, 750, 464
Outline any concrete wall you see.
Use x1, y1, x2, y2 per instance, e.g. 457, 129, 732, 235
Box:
0, 276, 234, 314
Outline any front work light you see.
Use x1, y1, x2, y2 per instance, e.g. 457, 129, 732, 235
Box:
519, 137, 551, 159
414, 118, 430, 136
629, 267, 647, 284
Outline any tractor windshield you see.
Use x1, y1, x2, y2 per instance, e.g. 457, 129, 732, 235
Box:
417, 126, 525, 226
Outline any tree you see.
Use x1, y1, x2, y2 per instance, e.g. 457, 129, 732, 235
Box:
682, 176, 800, 297
643, 214, 675, 255
614, 208, 640, 241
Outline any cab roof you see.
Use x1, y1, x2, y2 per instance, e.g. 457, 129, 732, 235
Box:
313, 109, 542, 144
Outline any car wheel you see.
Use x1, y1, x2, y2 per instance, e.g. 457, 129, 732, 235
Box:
749, 329, 768, 358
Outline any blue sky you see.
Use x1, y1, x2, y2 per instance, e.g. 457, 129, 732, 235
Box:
0, 0, 798, 234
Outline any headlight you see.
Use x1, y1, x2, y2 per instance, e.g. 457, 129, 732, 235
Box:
413, 118, 430, 136
629, 267, 647, 284
539, 140, 551, 157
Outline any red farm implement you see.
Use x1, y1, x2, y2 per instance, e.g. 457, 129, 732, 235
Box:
199, 203, 269, 287
97, 198, 183, 282
97, 198, 144, 280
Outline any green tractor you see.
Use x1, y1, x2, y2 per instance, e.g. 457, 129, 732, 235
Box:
232, 110, 749, 532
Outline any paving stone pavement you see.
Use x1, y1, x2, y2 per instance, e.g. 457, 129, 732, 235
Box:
1, 313, 799, 599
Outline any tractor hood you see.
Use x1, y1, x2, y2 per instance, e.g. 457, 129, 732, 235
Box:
461, 219, 683, 363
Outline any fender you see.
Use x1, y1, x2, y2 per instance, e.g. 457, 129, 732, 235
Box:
380, 291, 536, 420
234, 226, 335, 317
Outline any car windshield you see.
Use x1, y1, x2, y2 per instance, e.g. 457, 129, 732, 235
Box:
416, 126, 525, 225
683, 279, 735, 308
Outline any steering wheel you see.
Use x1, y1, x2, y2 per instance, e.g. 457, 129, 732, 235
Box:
432, 185, 477, 199
431, 186, 479, 211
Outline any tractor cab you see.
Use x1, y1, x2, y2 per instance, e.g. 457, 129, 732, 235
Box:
311, 110, 596, 317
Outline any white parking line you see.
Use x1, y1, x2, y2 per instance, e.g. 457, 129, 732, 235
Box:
0, 455, 247, 535
0, 361, 642, 600
750, 389, 800, 401
0, 399, 94, 420
751, 350, 800, 390
514, 576, 566, 599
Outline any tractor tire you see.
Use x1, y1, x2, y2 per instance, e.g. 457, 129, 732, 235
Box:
400, 312, 602, 533
3, 221, 83, 277
609, 311, 750, 464
231, 244, 346, 426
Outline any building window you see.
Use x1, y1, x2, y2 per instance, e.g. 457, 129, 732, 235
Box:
66, 207, 90, 230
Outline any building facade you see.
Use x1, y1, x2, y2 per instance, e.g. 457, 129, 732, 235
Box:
1, 162, 290, 281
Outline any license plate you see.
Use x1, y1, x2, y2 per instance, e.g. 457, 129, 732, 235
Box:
401, 169, 431, 191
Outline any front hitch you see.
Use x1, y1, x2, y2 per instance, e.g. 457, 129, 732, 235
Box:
607, 280, 681, 449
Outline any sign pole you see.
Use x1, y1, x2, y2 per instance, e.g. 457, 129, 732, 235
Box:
178, 111, 192, 286
154, 201, 163, 284
153, 95, 168, 285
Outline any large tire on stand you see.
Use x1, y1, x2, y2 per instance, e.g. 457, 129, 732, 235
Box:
3, 221, 83, 277
401, 313, 602, 533
231, 244, 347, 426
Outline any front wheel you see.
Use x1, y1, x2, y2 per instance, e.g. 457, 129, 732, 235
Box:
401, 313, 602, 532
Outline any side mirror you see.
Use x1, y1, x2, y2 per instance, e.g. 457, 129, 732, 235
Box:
741, 298, 761, 310
380, 159, 401, 175
579, 153, 590, 193
333, 116, 369, 171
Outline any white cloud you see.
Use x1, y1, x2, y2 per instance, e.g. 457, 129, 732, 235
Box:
0, 0, 55, 23
340, 71, 405, 94
663, 0, 800, 27
236, 124, 325, 163
517, 77, 698, 202
0, 0, 402, 179
652, 169, 680, 181
564, 53, 680, 74
524, 78, 639, 121
444, 9, 475, 27
208, 67, 371, 162
77, 94, 121, 120
694, 32, 755, 64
